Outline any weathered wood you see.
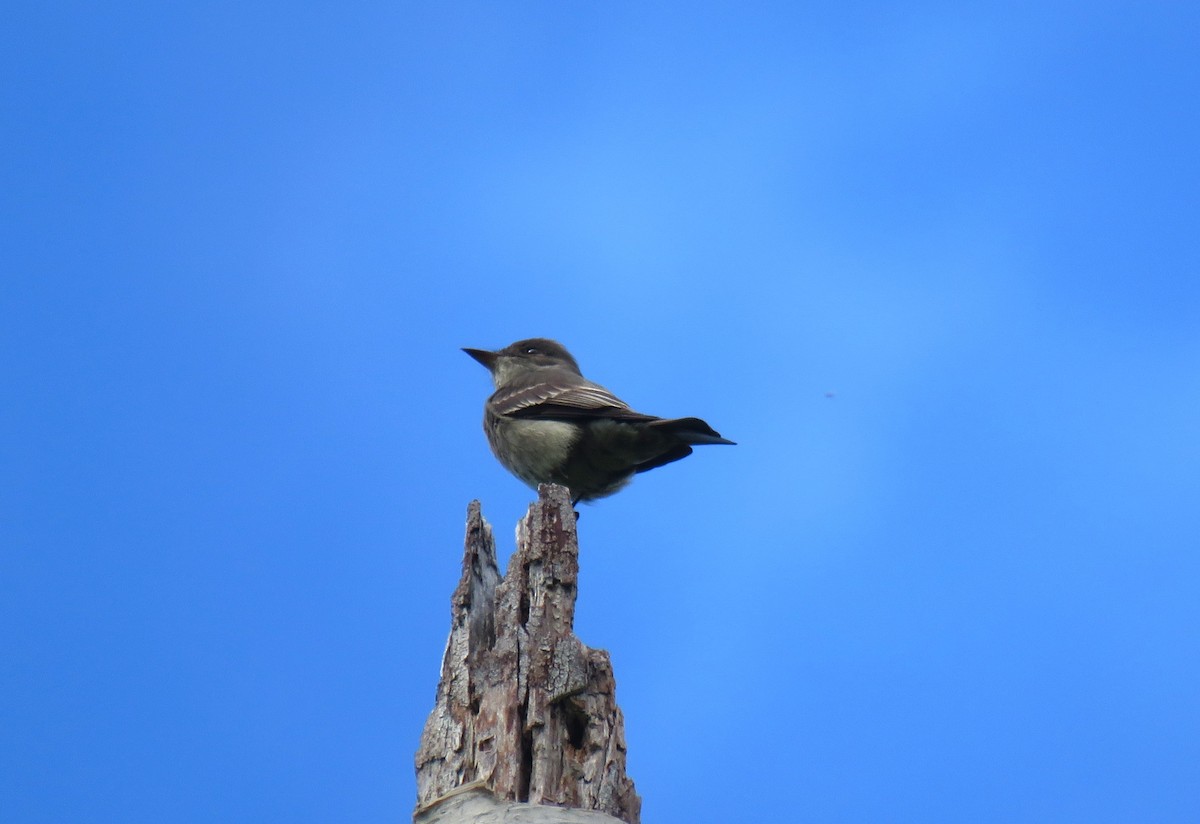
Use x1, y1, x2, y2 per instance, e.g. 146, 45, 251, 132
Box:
414, 484, 640, 824
414, 785, 627, 824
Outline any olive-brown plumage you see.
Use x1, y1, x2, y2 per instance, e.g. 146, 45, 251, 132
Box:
463, 338, 734, 503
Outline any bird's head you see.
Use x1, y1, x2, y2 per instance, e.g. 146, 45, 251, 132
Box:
463, 338, 582, 387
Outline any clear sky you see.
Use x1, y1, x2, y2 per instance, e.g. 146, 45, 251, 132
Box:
3, 3, 1198, 822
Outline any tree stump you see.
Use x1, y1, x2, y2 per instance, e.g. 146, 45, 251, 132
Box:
414, 484, 640, 824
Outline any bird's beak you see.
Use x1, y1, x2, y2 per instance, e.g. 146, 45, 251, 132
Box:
462, 347, 498, 371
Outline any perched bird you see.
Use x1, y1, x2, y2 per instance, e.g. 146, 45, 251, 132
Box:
463, 338, 734, 504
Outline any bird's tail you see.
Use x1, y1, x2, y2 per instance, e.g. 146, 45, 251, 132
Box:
650, 416, 736, 446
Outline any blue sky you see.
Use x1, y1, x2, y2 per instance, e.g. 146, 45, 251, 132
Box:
3, 2, 1198, 822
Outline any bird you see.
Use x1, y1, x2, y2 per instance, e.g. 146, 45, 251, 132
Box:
463, 338, 734, 504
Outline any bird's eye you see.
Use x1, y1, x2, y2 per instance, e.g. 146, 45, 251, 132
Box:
525, 346, 540, 355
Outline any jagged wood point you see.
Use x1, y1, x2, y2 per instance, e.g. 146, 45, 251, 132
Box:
414, 484, 640, 824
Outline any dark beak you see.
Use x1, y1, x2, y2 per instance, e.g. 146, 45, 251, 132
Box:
462, 348, 498, 370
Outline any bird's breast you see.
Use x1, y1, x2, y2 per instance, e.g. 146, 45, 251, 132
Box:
486, 416, 579, 486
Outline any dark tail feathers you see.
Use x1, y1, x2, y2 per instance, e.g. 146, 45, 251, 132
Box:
650, 416, 736, 446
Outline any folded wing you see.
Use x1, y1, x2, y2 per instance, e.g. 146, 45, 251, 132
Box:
492, 373, 658, 423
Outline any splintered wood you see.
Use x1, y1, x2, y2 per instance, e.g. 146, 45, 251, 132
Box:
414, 485, 640, 824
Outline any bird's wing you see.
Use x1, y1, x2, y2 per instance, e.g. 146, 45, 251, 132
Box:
491, 375, 658, 422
